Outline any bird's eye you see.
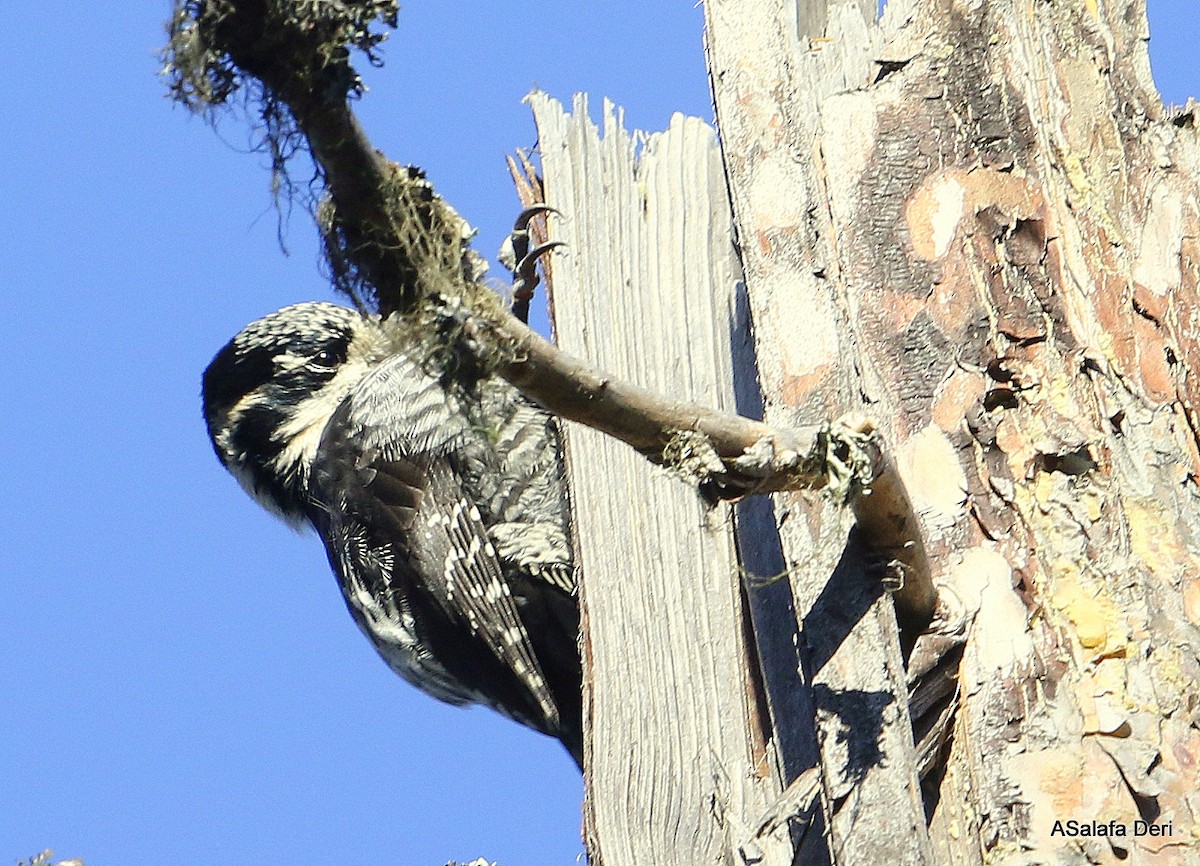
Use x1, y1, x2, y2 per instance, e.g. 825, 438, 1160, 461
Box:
311, 349, 340, 369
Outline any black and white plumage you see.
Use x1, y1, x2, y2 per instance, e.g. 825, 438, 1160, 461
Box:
202, 302, 582, 765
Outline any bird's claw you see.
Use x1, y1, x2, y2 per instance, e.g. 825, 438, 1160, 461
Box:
513, 203, 560, 233
515, 240, 566, 290
502, 205, 565, 324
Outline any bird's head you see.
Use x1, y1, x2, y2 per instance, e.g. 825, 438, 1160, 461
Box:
202, 302, 391, 525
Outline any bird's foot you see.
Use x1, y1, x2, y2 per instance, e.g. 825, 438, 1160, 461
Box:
499, 205, 564, 324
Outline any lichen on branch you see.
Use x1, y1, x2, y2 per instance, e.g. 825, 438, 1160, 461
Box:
163, 0, 488, 319
164, 0, 398, 110
157, 1, 929, 597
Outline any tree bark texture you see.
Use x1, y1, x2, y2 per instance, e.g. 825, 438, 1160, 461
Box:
707, 0, 1200, 864
529, 93, 803, 866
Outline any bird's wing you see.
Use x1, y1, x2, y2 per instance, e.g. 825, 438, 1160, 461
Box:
310, 389, 560, 730
370, 452, 559, 728
464, 382, 576, 593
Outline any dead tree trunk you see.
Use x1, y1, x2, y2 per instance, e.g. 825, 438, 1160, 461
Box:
537, 0, 1200, 863
528, 94, 805, 866
531, 94, 929, 866
712, 0, 1200, 861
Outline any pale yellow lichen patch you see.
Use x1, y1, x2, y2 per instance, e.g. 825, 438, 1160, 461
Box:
1125, 497, 1196, 582
1079, 486, 1104, 523
1033, 470, 1058, 508
896, 424, 968, 529
1040, 376, 1089, 431
1047, 561, 1126, 659
1070, 599, 1111, 651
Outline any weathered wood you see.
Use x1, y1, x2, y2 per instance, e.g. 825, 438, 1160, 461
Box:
530, 92, 800, 866
706, 2, 933, 863
710, 0, 1200, 863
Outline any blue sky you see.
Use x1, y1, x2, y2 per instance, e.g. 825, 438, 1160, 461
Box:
1, 3, 1194, 865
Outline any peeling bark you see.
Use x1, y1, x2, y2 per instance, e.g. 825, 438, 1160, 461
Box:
707, 0, 1200, 862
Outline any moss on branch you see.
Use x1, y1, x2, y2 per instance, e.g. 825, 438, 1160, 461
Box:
157, 0, 936, 612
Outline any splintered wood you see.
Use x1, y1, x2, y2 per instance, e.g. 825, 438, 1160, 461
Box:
529, 92, 801, 866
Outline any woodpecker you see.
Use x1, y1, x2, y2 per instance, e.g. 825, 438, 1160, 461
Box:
202, 301, 582, 766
